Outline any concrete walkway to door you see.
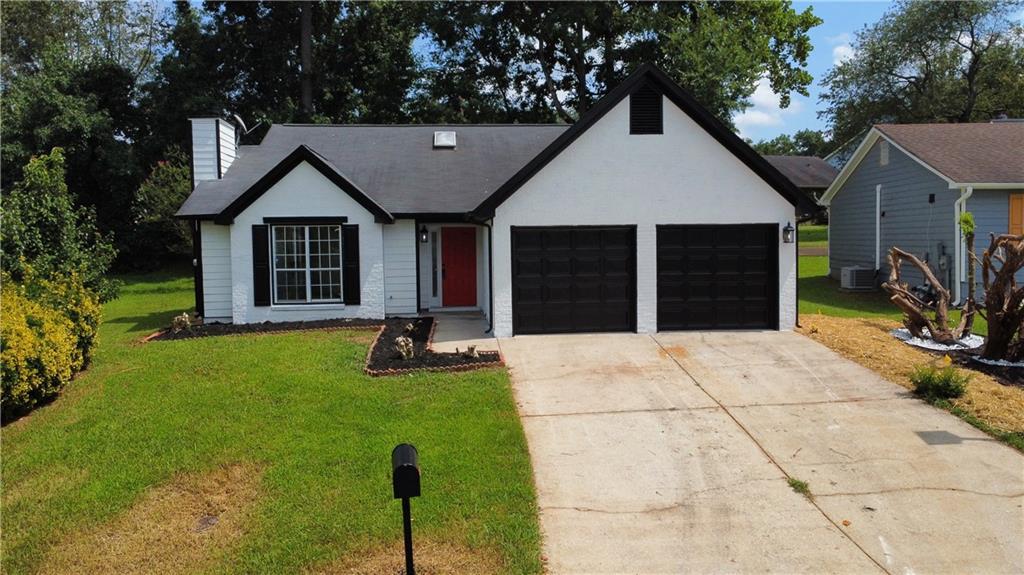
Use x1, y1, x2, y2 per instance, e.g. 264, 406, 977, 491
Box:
499, 331, 1024, 574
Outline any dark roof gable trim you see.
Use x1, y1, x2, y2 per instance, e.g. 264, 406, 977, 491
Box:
471, 63, 800, 218
214, 145, 394, 224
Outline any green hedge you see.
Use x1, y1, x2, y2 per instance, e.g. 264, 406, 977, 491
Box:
1, 270, 101, 418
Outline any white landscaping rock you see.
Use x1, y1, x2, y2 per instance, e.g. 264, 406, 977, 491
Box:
891, 328, 984, 351
973, 357, 1024, 368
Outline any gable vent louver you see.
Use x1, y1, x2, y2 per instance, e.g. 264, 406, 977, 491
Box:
433, 130, 456, 149
630, 82, 663, 135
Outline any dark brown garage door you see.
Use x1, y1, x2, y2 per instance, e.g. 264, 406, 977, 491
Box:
657, 224, 778, 330
512, 226, 636, 334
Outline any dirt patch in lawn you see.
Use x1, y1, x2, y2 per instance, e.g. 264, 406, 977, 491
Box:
798, 314, 1024, 434
308, 538, 505, 575
39, 463, 262, 575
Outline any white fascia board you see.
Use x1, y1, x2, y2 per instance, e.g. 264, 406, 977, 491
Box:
947, 182, 1024, 190
818, 129, 881, 206
819, 129, 959, 206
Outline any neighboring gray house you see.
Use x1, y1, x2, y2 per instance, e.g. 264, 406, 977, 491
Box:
176, 64, 803, 336
820, 122, 1024, 302
763, 155, 838, 219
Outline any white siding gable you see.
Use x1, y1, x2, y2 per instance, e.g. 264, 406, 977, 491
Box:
228, 160, 385, 323
491, 94, 797, 336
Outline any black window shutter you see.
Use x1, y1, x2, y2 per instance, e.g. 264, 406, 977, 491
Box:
342, 224, 360, 305
630, 82, 663, 135
252, 225, 271, 306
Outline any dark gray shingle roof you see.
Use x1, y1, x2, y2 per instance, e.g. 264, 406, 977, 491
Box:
177, 124, 568, 217
763, 155, 838, 189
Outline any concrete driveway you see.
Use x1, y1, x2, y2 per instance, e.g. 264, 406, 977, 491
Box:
499, 331, 1024, 574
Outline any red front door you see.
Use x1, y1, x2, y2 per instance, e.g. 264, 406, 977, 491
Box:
442, 227, 477, 307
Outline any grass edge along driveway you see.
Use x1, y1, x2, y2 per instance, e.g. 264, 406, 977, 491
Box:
1, 269, 542, 574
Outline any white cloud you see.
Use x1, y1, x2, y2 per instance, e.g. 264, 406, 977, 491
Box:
826, 32, 855, 66
832, 44, 855, 65
734, 77, 804, 138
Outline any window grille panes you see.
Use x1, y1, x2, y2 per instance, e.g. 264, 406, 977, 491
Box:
272, 224, 342, 303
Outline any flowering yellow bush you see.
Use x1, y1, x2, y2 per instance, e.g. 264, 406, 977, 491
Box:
1, 281, 81, 416
24, 270, 102, 367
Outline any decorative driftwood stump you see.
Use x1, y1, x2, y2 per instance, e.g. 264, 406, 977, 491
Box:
979, 234, 1024, 361
881, 247, 974, 345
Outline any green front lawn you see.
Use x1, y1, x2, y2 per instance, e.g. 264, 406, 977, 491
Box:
2, 268, 541, 574
798, 224, 827, 247
799, 255, 987, 335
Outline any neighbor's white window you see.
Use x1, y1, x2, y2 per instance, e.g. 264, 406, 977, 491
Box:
271, 225, 342, 303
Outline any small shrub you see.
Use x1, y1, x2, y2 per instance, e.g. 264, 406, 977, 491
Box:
1, 282, 81, 418
911, 363, 969, 400
171, 312, 192, 333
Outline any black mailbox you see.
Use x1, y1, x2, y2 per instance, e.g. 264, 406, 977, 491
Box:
391, 443, 420, 499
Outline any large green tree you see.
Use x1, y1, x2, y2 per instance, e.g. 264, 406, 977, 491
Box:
820, 0, 1024, 145
418, 1, 821, 125
753, 129, 831, 157
154, 1, 423, 138
1, 1, 165, 260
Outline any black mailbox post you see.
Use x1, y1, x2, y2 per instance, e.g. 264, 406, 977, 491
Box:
391, 443, 420, 575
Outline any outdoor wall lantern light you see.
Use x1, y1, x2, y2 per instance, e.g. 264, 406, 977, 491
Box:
418, 225, 429, 243
782, 222, 795, 244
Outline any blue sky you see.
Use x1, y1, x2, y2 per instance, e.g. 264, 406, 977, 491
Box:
734, 1, 894, 142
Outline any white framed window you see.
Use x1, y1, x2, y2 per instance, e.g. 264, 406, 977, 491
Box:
271, 225, 342, 304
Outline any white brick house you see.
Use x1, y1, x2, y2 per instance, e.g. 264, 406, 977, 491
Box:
177, 64, 800, 337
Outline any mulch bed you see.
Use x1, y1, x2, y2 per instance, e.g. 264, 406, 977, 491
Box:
799, 314, 1024, 434
943, 349, 1023, 387
364, 317, 502, 376
145, 316, 502, 376
147, 318, 383, 341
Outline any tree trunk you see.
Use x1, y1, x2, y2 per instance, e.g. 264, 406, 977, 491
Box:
881, 247, 963, 344
980, 233, 1024, 360
299, 1, 313, 121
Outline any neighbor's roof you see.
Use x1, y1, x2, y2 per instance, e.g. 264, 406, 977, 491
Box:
762, 155, 838, 189
176, 124, 568, 218
820, 122, 1024, 206
875, 123, 1024, 184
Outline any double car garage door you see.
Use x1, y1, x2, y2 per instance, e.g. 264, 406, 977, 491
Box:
511, 224, 778, 334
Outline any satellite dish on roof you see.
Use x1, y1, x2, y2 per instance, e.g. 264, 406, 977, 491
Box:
231, 114, 248, 134
228, 113, 262, 145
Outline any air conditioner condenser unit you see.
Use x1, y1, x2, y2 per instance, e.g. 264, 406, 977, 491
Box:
840, 266, 876, 291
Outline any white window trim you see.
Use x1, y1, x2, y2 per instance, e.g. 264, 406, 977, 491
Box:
270, 224, 344, 305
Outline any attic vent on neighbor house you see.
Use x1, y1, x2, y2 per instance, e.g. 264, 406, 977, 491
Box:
630, 82, 663, 135
433, 130, 456, 149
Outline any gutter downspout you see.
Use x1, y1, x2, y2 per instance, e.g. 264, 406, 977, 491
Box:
875, 184, 882, 270
482, 220, 494, 334
953, 186, 973, 305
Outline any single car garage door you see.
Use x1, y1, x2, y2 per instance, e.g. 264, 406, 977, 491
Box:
657, 224, 778, 330
512, 226, 636, 334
